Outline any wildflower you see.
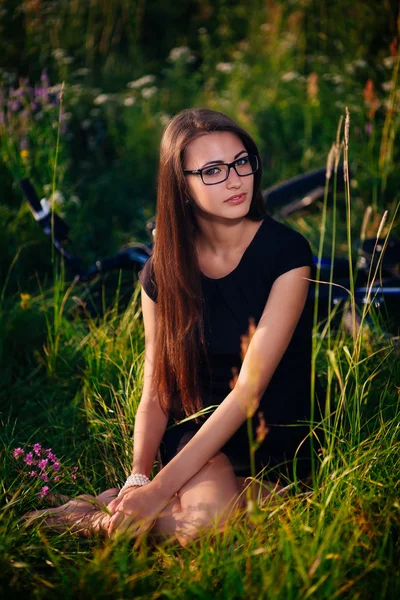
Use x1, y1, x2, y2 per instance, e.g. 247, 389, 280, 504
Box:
73, 466, 78, 472
71, 474, 77, 480
383, 56, 394, 69
381, 81, 393, 92
53, 476, 60, 482
20, 149, 29, 162
307, 72, 319, 103
41, 473, 48, 482
13, 448, 24, 459
141, 86, 157, 99
389, 37, 398, 58
40, 486, 49, 498
123, 96, 135, 107
53, 462, 60, 471
52, 48, 65, 60
33, 443, 42, 455
365, 122, 373, 136
216, 62, 233, 74
93, 94, 109, 105
281, 71, 300, 82
29, 470, 38, 477
353, 59, 367, 68
362, 79, 380, 119
127, 74, 155, 89
159, 113, 171, 126
21, 293, 31, 310
60, 56, 74, 65
38, 458, 49, 469
24, 453, 34, 465
167, 46, 195, 63
255, 412, 269, 444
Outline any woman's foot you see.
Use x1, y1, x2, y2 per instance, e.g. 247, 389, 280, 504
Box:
24, 488, 119, 537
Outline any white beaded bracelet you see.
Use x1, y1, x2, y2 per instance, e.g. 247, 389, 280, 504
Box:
118, 473, 151, 497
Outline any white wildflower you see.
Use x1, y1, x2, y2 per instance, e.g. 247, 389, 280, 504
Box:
48, 84, 63, 94
50, 190, 64, 205
281, 71, 300, 82
52, 48, 65, 60
70, 195, 81, 206
141, 86, 157, 99
216, 62, 233, 74
331, 75, 344, 84
124, 96, 136, 106
69, 84, 83, 93
60, 56, 74, 65
81, 119, 92, 130
127, 75, 156, 89
94, 94, 109, 105
168, 46, 189, 61
353, 59, 367, 68
381, 81, 394, 92
159, 113, 171, 126
383, 56, 394, 69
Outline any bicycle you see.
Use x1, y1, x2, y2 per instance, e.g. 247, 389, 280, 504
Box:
19, 168, 400, 335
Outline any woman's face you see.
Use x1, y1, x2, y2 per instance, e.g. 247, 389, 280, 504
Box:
183, 131, 255, 221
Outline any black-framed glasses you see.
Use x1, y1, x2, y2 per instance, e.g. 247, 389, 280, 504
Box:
184, 154, 259, 185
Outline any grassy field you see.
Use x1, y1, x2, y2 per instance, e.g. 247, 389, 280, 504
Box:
1, 1, 400, 598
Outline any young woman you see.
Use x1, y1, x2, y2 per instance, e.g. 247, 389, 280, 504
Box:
26, 108, 325, 546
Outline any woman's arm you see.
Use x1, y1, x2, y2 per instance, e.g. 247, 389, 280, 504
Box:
129, 287, 168, 478
153, 265, 311, 498
108, 266, 311, 536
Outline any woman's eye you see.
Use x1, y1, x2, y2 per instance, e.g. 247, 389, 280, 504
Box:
235, 156, 249, 166
204, 166, 221, 176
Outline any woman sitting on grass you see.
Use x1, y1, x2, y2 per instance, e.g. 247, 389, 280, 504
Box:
27, 108, 325, 546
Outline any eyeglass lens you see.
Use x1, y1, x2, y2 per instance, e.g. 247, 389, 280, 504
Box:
202, 155, 258, 184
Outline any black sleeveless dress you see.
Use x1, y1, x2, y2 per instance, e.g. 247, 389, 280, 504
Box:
139, 215, 325, 482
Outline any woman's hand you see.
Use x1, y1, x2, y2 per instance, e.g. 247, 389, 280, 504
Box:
107, 481, 170, 538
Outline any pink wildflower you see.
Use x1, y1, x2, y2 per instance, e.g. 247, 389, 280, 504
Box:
40, 473, 48, 482
38, 458, 48, 469
71, 473, 77, 480
29, 470, 38, 477
13, 447, 24, 459
52, 462, 60, 471
24, 452, 34, 465
33, 443, 42, 456
53, 475, 60, 482
39, 486, 49, 498
47, 452, 57, 462
73, 466, 78, 472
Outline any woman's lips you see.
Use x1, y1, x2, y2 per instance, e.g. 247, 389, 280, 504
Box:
224, 193, 246, 205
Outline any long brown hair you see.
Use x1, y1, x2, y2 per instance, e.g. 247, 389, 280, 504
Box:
152, 108, 267, 419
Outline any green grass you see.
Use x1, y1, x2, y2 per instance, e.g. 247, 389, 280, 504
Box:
1, 171, 399, 597
1, 2, 400, 597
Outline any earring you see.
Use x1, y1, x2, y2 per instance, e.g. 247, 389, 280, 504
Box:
185, 195, 191, 204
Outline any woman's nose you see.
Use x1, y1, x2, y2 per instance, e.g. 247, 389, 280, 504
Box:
226, 166, 242, 187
